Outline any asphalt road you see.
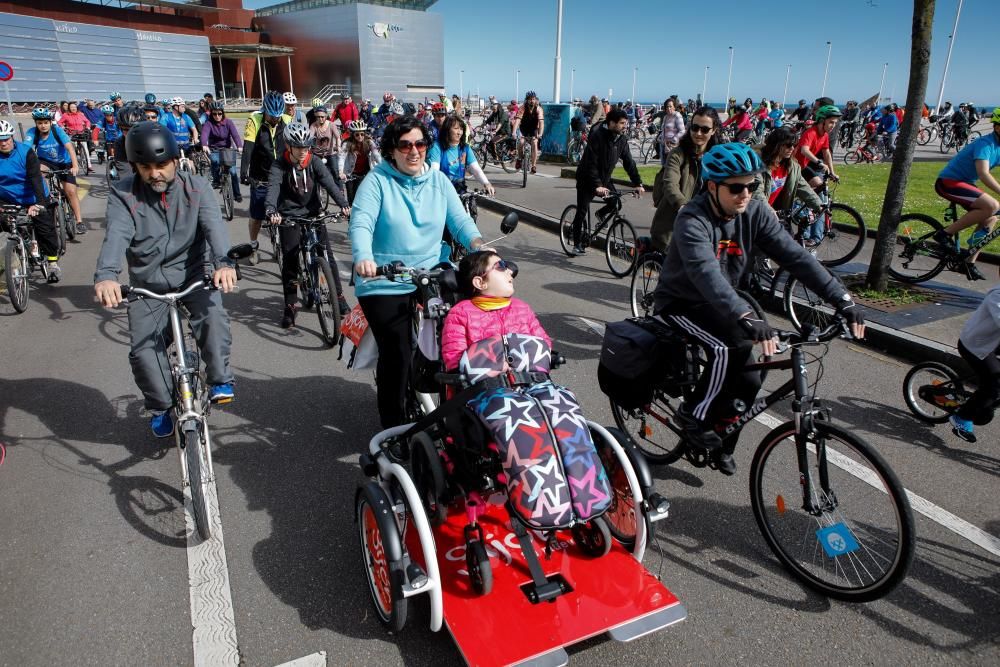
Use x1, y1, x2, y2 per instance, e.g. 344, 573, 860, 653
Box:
1, 166, 998, 666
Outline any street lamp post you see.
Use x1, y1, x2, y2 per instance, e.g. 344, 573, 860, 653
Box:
935, 0, 964, 113
702, 66, 709, 105
878, 62, 888, 105
782, 64, 791, 108
553, 0, 563, 103
631, 67, 637, 104
515, 69, 520, 101
459, 69, 464, 100
821, 41, 832, 97
569, 68, 575, 102
725, 46, 734, 109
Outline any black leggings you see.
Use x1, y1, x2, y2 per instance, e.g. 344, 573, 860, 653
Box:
957, 340, 1000, 424
359, 293, 414, 428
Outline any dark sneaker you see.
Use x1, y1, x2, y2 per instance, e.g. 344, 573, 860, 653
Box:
150, 411, 174, 438
711, 449, 737, 476
234, 195, 243, 203
281, 304, 298, 329
965, 262, 986, 281
675, 406, 723, 451
530, 166, 537, 174
75, 222, 88, 235
209, 383, 234, 404
338, 296, 351, 316
949, 415, 976, 443
572, 244, 588, 255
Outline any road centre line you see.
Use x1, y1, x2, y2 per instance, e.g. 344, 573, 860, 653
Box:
576, 317, 1000, 558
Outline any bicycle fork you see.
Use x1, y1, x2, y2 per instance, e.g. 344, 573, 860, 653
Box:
790, 346, 837, 516
168, 305, 215, 484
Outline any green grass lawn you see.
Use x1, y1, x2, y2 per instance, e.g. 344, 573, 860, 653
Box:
613, 160, 1000, 253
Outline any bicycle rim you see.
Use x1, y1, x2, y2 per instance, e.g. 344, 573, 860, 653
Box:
783, 277, 834, 334
750, 421, 914, 601
816, 204, 866, 266
558, 205, 578, 256
4, 239, 29, 313
521, 147, 528, 187
315, 257, 340, 347
223, 185, 234, 221
610, 397, 686, 464
183, 425, 213, 541
630, 254, 662, 317
887, 214, 947, 283
902, 361, 963, 424
605, 219, 637, 277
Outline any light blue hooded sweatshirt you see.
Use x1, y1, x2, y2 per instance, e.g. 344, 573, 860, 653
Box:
349, 159, 481, 298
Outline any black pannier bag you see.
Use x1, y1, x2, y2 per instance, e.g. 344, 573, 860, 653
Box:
598, 317, 675, 409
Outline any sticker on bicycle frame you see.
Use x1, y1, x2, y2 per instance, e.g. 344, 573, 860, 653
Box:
816, 523, 860, 558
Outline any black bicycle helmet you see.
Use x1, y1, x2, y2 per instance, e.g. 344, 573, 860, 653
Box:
117, 103, 145, 129
125, 121, 179, 163
209, 101, 225, 112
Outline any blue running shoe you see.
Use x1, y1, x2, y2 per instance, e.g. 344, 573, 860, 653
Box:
150, 411, 174, 438
949, 414, 976, 443
209, 383, 235, 404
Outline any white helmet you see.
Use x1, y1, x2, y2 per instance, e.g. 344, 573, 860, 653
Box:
282, 122, 314, 148
0, 119, 14, 138
389, 102, 404, 116
347, 120, 368, 133
282, 92, 298, 105
171, 97, 185, 107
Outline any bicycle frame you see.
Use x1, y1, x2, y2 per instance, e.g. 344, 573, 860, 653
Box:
580, 193, 625, 243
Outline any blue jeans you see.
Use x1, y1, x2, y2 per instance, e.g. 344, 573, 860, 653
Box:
209, 150, 241, 199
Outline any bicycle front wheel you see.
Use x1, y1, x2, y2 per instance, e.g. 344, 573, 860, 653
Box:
902, 361, 964, 424
750, 421, 914, 601
605, 218, 638, 277
222, 181, 235, 221
315, 257, 341, 347
630, 252, 662, 317
816, 203, 866, 267
783, 277, 834, 334
843, 150, 863, 165
521, 145, 529, 188
4, 239, 30, 313
887, 213, 948, 284
558, 205, 579, 256
62, 197, 76, 242
183, 423, 213, 541
55, 206, 68, 256
499, 140, 516, 173
916, 127, 933, 145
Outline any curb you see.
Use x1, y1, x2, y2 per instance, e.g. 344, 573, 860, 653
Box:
480, 194, 973, 373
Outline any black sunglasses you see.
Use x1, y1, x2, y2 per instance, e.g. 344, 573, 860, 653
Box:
720, 181, 761, 195
482, 259, 518, 278
690, 124, 714, 134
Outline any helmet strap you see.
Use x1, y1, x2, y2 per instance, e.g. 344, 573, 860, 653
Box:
707, 182, 735, 222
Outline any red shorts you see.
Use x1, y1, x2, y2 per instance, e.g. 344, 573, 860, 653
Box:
935, 178, 984, 210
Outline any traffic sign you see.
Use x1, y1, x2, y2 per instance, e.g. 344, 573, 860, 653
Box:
0, 62, 13, 82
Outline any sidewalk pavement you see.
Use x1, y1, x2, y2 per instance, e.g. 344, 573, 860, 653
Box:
474, 161, 993, 371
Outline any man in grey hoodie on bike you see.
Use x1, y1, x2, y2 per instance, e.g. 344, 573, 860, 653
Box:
93, 122, 238, 438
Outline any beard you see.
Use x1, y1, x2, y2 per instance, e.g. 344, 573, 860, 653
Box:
146, 178, 170, 193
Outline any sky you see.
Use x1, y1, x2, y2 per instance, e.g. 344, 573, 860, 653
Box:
245, 0, 993, 107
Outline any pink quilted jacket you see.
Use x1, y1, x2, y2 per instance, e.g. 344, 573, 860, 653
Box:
441, 298, 551, 370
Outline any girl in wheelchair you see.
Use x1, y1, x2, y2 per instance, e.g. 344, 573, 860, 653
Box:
440, 250, 612, 530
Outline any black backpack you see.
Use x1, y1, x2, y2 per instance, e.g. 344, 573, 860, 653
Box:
598, 317, 678, 409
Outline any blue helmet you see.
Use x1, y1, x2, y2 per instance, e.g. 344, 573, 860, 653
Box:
262, 90, 285, 117
32, 107, 54, 120
144, 92, 157, 104
701, 142, 764, 182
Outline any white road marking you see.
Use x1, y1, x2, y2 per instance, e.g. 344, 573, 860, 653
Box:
185, 465, 240, 666
577, 316, 1000, 558
274, 651, 327, 667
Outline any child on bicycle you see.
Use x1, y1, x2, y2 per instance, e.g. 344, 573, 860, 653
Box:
950, 279, 1000, 443
264, 122, 352, 328
440, 250, 612, 526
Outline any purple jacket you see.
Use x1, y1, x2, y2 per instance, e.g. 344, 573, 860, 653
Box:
200, 118, 243, 150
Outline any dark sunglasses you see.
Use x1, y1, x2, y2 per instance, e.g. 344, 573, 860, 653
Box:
483, 259, 518, 278
396, 139, 429, 152
211, 111, 223, 116
720, 181, 761, 195
690, 124, 714, 134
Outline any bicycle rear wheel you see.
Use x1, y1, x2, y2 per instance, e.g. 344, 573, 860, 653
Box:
315, 257, 341, 347
558, 205, 579, 256
887, 213, 948, 284
630, 252, 662, 317
182, 422, 213, 541
750, 421, 914, 601
902, 361, 964, 424
610, 395, 686, 465
916, 127, 933, 145
605, 218, 638, 277
843, 150, 863, 165
4, 238, 30, 313
815, 203, 866, 267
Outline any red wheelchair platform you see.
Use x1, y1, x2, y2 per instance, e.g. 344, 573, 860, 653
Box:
408, 495, 686, 666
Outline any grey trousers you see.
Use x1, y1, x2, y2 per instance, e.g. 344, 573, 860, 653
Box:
127, 288, 233, 411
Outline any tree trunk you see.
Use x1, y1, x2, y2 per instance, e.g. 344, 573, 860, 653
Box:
865, 0, 937, 291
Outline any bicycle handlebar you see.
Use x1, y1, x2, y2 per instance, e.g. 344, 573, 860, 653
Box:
775, 317, 851, 348
373, 261, 453, 287
120, 274, 215, 302
266, 212, 344, 227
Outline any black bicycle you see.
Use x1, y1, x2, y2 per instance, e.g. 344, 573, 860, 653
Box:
43, 168, 76, 252
2, 204, 54, 313
608, 318, 915, 601
559, 190, 640, 277
448, 189, 485, 263
268, 212, 344, 346
213, 148, 239, 222
474, 128, 516, 173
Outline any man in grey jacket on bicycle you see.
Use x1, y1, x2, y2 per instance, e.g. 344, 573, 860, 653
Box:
93, 122, 238, 438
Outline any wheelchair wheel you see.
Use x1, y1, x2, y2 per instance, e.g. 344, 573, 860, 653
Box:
356, 483, 408, 632
466, 541, 493, 595
599, 427, 650, 549
571, 516, 612, 558
410, 431, 447, 525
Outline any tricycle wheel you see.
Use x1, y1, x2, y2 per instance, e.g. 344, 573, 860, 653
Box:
466, 540, 493, 595
410, 431, 447, 525
571, 516, 612, 558
356, 483, 408, 631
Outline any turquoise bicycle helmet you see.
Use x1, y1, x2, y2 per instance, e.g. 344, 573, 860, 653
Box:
262, 90, 285, 117
701, 142, 764, 182
31, 107, 54, 120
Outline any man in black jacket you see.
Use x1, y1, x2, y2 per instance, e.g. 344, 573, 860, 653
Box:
653, 142, 865, 474
265, 123, 351, 328
571, 109, 644, 254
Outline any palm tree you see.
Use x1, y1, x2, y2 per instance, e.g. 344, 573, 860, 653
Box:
866, 0, 937, 291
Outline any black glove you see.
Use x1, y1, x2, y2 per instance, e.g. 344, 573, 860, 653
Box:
740, 316, 776, 343
836, 298, 865, 327
240, 174, 250, 186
